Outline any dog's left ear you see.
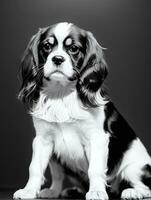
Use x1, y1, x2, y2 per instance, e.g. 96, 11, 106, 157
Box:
77, 31, 108, 107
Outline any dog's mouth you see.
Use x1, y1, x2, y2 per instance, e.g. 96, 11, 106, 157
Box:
44, 70, 67, 81
44, 70, 78, 82
50, 70, 66, 78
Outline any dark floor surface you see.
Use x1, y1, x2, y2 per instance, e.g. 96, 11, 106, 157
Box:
0, 190, 17, 200
1, 190, 151, 200
0, 189, 83, 200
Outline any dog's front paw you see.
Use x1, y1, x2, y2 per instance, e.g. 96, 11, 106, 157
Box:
86, 190, 109, 200
38, 188, 60, 198
121, 188, 151, 199
13, 188, 38, 199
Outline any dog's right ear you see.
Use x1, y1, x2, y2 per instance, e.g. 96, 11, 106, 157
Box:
18, 27, 48, 109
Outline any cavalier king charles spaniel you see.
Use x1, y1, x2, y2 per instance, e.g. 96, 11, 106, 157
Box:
14, 22, 151, 200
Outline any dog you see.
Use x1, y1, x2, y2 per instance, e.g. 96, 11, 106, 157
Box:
13, 22, 151, 199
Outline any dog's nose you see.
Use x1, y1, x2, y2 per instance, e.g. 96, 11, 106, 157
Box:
52, 55, 65, 65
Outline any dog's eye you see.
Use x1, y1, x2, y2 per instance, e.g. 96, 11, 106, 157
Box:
43, 42, 52, 51
69, 45, 79, 54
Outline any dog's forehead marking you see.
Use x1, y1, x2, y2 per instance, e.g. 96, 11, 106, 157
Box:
65, 37, 73, 46
48, 36, 55, 45
53, 22, 72, 43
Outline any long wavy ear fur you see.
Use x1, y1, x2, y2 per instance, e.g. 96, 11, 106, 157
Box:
77, 31, 108, 107
18, 28, 47, 110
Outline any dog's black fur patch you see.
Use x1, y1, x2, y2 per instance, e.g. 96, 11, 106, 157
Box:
104, 101, 137, 174
141, 164, 151, 189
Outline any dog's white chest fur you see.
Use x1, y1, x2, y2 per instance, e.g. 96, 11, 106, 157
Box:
32, 90, 106, 173
53, 122, 89, 173
31, 90, 92, 123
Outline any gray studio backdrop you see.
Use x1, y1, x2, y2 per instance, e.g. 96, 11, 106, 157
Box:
0, 0, 151, 189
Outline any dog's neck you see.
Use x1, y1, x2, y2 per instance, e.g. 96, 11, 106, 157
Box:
31, 79, 90, 123
42, 79, 77, 99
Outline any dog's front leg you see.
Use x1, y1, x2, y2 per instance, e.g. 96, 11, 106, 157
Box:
13, 119, 53, 199
86, 132, 109, 200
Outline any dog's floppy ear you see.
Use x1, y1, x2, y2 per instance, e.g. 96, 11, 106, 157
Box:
18, 28, 47, 109
77, 31, 108, 107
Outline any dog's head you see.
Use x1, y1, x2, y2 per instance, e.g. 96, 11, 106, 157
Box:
19, 22, 108, 109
